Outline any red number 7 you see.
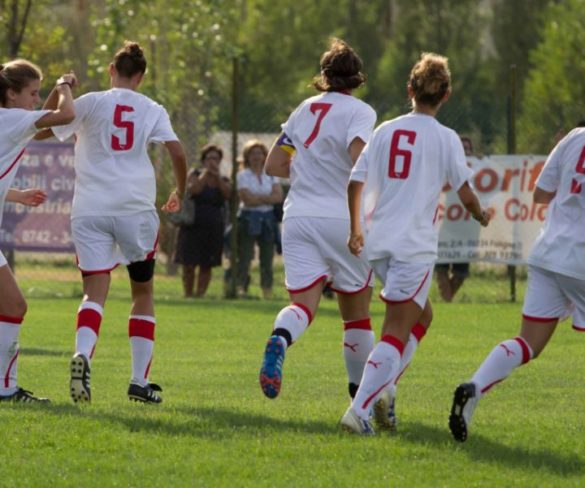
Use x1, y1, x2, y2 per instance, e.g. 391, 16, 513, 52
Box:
571, 145, 585, 194
303, 102, 332, 148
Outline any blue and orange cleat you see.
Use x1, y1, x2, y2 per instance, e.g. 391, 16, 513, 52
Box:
259, 336, 286, 399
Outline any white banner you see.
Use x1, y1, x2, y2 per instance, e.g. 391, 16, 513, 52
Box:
437, 155, 548, 265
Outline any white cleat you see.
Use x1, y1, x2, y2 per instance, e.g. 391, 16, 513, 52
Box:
341, 407, 375, 436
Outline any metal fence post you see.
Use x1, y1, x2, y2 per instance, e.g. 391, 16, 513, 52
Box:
507, 64, 517, 303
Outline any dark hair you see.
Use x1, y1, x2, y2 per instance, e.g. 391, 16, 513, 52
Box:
200, 144, 223, 163
312, 38, 366, 92
408, 52, 451, 107
113, 41, 146, 78
0, 59, 42, 106
242, 139, 268, 168
577, 120, 585, 128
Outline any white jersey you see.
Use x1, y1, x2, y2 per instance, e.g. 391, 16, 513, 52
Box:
53, 88, 178, 218
0, 108, 49, 227
528, 128, 585, 280
351, 112, 472, 263
281, 91, 376, 220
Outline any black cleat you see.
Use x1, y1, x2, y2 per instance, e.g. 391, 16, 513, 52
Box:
128, 382, 163, 404
449, 382, 477, 442
0, 387, 50, 403
70, 353, 91, 403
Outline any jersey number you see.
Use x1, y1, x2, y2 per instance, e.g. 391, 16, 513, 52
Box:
111, 104, 135, 151
303, 103, 332, 148
571, 145, 585, 194
388, 130, 417, 179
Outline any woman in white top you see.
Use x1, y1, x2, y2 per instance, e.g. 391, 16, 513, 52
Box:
449, 126, 585, 442
258, 39, 380, 407
236, 139, 283, 299
40, 41, 187, 405
341, 53, 489, 434
0, 59, 75, 402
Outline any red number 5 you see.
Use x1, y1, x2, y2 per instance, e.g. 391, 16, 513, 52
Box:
111, 104, 135, 151
388, 129, 417, 179
303, 102, 332, 148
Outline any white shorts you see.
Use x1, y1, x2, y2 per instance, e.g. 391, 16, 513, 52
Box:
71, 211, 159, 274
282, 217, 373, 294
371, 257, 433, 309
0, 249, 6, 268
523, 265, 585, 330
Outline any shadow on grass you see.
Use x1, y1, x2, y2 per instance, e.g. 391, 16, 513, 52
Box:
397, 421, 584, 476
20, 348, 68, 357
34, 403, 335, 437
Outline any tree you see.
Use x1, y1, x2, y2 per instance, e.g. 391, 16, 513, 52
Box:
1, 0, 32, 58
518, 0, 585, 153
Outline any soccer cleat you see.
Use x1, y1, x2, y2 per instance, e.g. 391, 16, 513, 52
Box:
0, 387, 50, 403
128, 382, 163, 404
70, 353, 91, 403
373, 387, 397, 431
449, 382, 478, 442
341, 407, 375, 435
259, 335, 286, 399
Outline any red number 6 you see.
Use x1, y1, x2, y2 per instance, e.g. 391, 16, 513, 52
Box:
388, 129, 417, 179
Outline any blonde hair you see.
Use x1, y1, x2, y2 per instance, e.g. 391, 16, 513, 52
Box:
0, 59, 42, 106
242, 139, 268, 168
408, 52, 451, 107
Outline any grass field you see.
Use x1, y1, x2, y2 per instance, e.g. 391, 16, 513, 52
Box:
1, 265, 583, 487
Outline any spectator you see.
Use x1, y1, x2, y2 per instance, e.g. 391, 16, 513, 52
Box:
236, 139, 283, 299
175, 144, 231, 297
435, 135, 475, 302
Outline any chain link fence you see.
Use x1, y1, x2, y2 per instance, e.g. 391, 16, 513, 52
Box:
2, 84, 537, 303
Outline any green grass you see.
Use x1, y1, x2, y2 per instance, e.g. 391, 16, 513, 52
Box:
1, 267, 582, 487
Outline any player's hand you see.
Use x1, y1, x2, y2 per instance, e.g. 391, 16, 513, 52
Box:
161, 191, 182, 213
348, 231, 364, 256
56, 71, 78, 89
17, 189, 47, 207
475, 209, 490, 227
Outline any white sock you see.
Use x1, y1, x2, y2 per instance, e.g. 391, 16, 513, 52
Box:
0, 316, 23, 396
471, 336, 533, 397
75, 301, 103, 364
343, 318, 374, 389
129, 315, 155, 386
351, 335, 405, 420
272, 302, 312, 348
393, 323, 427, 386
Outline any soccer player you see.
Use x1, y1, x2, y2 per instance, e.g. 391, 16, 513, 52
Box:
0, 59, 76, 402
258, 38, 379, 408
38, 41, 187, 404
341, 53, 490, 435
449, 125, 585, 442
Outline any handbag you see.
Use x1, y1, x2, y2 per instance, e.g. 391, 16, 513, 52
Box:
167, 194, 196, 226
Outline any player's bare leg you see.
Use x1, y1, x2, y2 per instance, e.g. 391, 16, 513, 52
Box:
450, 317, 557, 442
0, 265, 49, 403
259, 281, 324, 399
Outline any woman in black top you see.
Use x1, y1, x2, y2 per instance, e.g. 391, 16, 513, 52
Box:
175, 144, 231, 297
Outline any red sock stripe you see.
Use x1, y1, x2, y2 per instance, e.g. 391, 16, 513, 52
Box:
4, 350, 18, 388
343, 318, 372, 331
0, 315, 23, 325
144, 357, 153, 380
292, 303, 313, 325
380, 334, 405, 356
514, 336, 531, 364
480, 378, 504, 394
77, 308, 102, 335
129, 319, 155, 340
411, 323, 426, 342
